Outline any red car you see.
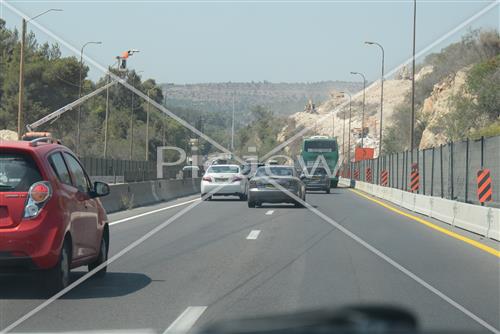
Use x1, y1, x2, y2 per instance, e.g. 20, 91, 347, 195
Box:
0, 137, 110, 291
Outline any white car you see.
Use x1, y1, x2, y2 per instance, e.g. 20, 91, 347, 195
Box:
201, 164, 247, 201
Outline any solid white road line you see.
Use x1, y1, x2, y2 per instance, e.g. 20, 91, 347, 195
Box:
265, 210, 274, 215
164, 306, 207, 334
246, 230, 261, 240
109, 198, 200, 226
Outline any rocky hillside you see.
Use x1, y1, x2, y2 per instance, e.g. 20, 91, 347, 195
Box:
287, 65, 432, 157
283, 30, 500, 158
419, 69, 469, 149
161, 81, 363, 121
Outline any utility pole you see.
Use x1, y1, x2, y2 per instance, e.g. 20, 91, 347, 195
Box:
17, 9, 62, 139
231, 95, 235, 151
332, 110, 335, 138
365, 41, 385, 156
76, 41, 101, 154
129, 69, 143, 161
350, 72, 366, 148
103, 70, 111, 158
340, 92, 352, 165
129, 90, 134, 160
342, 102, 346, 162
17, 18, 26, 140
410, 0, 417, 155
145, 88, 154, 161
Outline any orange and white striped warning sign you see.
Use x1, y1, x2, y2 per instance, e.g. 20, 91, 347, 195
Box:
380, 170, 389, 187
477, 169, 492, 203
410, 163, 419, 192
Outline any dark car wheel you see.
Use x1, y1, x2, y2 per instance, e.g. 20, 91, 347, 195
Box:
248, 200, 256, 208
45, 239, 71, 293
89, 236, 108, 278
326, 187, 330, 194
239, 193, 248, 201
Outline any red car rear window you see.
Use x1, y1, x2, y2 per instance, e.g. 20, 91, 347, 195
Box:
0, 152, 42, 192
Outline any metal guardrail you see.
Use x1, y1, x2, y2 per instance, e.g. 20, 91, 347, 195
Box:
341, 136, 500, 208
80, 157, 181, 183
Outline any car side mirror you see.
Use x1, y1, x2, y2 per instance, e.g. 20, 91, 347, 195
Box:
299, 173, 306, 180
92, 181, 110, 198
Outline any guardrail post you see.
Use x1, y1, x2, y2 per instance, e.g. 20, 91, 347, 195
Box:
465, 138, 469, 203
431, 147, 435, 196
450, 141, 454, 200
440, 144, 444, 198
402, 150, 406, 190
396, 152, 399, 189
417, 148, 420, 194
480, 136, 484, 206
422, 148, 426, 195
480, 136, 484, 168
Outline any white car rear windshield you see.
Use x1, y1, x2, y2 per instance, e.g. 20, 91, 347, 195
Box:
207, 166, 239, 173
255, 167, 294, 177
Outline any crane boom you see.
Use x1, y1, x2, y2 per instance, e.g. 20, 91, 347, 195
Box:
26, 80, 118, 131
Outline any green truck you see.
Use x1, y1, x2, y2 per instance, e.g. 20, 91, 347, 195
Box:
300, 136, 339, 188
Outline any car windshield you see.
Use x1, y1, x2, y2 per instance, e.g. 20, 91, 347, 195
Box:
207, 166, 239, 173
304, 140, 337, 153
0, 2, 498, 333
0, 152, 42, 191
255, 166, 294, 177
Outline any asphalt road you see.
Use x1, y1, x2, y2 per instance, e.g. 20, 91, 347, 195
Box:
0, 187, 499, 333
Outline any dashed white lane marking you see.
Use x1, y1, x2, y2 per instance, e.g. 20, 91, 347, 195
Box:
164, 306, 207, 334
110, 198, 200, 226
265, 210, 274, 215
246, 230, 261, 240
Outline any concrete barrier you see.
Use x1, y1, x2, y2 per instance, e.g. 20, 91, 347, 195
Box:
414, 194, 432, 216
400, 191, 416, 211
98, 183, 130, 213
349, 179, 500, 241
101, 178, 201, 213
430, 197, 456, 226
338, 177, 352, 188
487, 208, 500, 241
453, 202, 491, 236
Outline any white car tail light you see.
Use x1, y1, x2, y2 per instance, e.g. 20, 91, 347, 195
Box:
24, 181, 52, 219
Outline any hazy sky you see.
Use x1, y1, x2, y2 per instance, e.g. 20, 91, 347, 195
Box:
1, 1, 498, 84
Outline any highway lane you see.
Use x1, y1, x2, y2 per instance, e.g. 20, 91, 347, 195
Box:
1, 188, 499, 333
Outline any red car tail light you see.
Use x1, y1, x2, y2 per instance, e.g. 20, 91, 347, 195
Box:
30, 183, 51, 203
202, 176, 212, 182
23, 181, 52, 219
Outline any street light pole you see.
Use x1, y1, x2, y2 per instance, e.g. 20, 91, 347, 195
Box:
130, 89, 134, 160
17, 18, 26, 140
17, 9, 62, 139
365, 41, 385, 156
129, 70, 143, 160
231, 95, 235, 151
350, 71, 366, 148
340, 91, 352, 166
103, 59, 119, 158
76, 41, 102, 154
410, 0, 417, 155
332, 109, 335, 138
145, 88, 154, 161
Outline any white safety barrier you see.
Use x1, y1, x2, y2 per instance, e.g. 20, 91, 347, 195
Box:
100, 178, 201, 213
339, 178, 500, 241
